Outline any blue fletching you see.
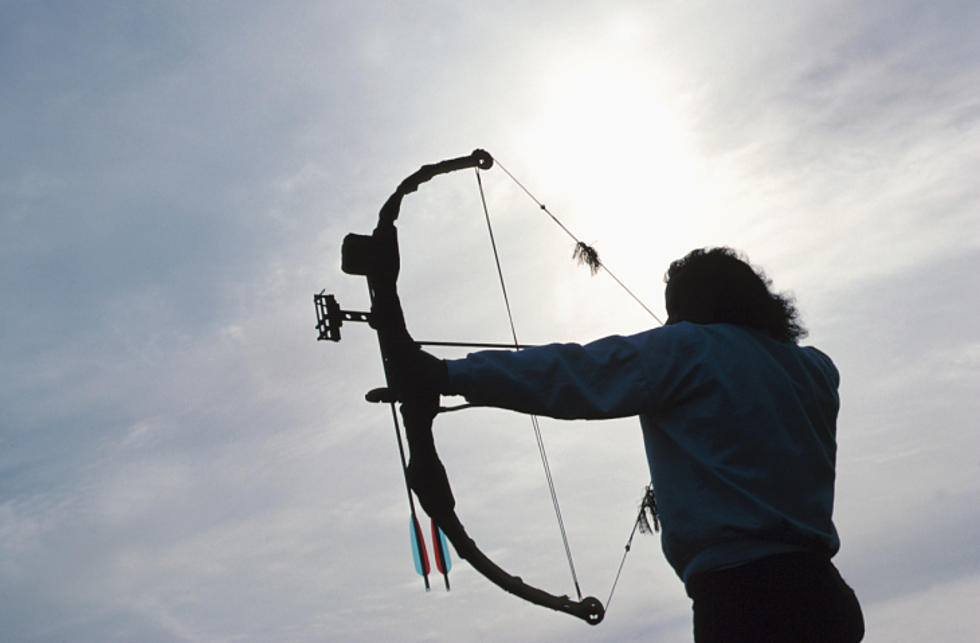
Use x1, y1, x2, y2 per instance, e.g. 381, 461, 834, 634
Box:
410, 516, 430, 576
431, 522, 452, 574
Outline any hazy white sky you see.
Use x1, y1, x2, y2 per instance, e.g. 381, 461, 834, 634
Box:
2, 1, 978, 641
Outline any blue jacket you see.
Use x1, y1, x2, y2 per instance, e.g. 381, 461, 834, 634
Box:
445, 322, 841, 582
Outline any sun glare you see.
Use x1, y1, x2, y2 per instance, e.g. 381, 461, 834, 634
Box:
523, 28, 703, 232
505, 25, 707, 330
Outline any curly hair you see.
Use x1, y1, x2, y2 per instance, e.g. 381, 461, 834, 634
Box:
664, 247, 807, 343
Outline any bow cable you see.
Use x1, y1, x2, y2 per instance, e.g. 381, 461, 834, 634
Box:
475, 169, 584, 602
492, 158, 665, 326
476, 159, 668, 616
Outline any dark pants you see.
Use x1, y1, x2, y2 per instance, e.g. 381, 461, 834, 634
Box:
685, 552, 864, 642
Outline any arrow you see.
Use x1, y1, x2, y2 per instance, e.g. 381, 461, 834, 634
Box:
410, 515, 431, 590
430, 518, 452, 591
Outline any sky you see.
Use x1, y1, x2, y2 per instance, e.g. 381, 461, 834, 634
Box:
1, 1, 978, 641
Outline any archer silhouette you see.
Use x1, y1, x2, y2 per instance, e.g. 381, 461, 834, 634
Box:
399, 246, 863, 642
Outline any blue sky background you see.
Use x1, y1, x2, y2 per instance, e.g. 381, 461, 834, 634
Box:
2, 1, 978, 641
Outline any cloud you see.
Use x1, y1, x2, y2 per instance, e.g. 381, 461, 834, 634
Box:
2, 1, 978, 640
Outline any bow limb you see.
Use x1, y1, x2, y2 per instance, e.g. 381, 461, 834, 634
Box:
399, 400, 604, 625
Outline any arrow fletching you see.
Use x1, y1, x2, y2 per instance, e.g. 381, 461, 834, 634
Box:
410, 515, 431, 590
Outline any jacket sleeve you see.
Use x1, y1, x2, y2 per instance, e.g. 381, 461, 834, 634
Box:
444, 328, 689, 420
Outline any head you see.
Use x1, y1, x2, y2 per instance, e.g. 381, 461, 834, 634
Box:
664, 247, 807, 343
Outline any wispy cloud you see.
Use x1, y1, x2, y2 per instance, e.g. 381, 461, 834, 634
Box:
2, 1, 978, 640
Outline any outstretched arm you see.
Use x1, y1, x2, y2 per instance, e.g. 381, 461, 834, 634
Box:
443, 331, 668, 420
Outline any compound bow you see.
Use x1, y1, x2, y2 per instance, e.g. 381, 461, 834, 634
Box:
316, 149, 606, 624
